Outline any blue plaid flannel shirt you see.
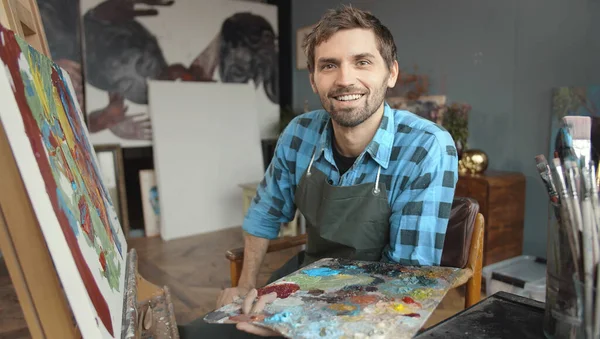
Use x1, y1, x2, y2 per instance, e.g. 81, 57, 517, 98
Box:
242, 102, 459, 266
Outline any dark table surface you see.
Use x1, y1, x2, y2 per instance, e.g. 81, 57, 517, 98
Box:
416, 291, 546, 338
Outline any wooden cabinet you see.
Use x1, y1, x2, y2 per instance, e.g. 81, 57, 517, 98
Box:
454, 171, 526, 266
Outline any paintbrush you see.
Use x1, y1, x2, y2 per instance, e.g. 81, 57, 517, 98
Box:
551, 158, 582, 279
584, 171, 600, 339
562, 116, 592, 164
579, 163, 596, 338
587, 161, 600, 338
535, 154, 561, 217
588, 161, 600, 260
556, 124, 578, 164
536, 155, 562, 274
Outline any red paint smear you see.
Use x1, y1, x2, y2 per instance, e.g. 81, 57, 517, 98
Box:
403, 313, 421, 318
99, 251, 107, 272
350, 295, 378, 305
257, 283, 300, 299
78, 196, 93, 241
0, 27, 114, 336
402, 296, 422, 307
228, 314, 265, 323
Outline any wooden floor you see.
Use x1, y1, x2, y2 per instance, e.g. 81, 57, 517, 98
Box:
0, 226, 466, 338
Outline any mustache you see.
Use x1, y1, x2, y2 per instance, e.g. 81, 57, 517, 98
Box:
328, 86, 367, 97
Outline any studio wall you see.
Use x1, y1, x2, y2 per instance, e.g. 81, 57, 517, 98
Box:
291, 0, 600, 258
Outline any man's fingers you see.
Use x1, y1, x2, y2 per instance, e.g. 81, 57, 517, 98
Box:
124, 112, 147, 119
216, 291, 233, 309
136, 119, 152, 128
133, 8, 159, 16
236, 322, 280, 337
250, 292, 277, 314
242, 289, 258, 314
216, 293, 224, 309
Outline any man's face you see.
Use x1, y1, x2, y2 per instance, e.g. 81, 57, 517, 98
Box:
310, 28, 398, 128
220, 44, 253, 83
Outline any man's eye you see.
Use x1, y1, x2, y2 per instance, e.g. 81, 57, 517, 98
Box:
358, 60, 370, 66
321, 64, 335, 70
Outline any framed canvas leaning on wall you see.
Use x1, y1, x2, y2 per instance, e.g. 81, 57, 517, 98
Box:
94, 144, 130, 237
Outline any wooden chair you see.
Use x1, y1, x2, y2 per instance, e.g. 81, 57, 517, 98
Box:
226, 197, 485, 309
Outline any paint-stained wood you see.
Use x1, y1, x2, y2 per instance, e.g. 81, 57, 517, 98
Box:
226, 217, 484, 310
0, 0, 49, 55
455, 171, 526, 266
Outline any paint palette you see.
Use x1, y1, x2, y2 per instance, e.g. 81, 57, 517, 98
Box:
204, 258, 461, 338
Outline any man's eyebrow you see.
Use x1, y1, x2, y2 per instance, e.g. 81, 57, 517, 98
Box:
353, 53, 376, 59
316, 57, 340, 64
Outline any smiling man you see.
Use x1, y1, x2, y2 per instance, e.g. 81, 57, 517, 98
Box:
178, 5, 458, 339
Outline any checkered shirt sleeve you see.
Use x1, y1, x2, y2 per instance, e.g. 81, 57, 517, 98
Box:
382, 129, 458, 266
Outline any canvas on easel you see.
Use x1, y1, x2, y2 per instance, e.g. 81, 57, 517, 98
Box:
0, 23, 127, 338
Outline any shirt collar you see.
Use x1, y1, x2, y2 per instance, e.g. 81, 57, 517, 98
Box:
313, 102, 395, 170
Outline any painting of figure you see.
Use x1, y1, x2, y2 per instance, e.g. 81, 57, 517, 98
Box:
36, 0, 279, 147
80, 0, 279, 146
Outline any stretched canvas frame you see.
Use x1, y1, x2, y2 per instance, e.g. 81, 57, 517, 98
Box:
296, 24, 315, 70
0, 23, 127, 339
94, 144, 130, 237
139, 169, 160, 237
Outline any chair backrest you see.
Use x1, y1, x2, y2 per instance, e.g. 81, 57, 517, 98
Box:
440, 197, 480, 268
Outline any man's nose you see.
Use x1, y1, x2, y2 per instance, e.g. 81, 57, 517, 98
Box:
334, 64, 356, 87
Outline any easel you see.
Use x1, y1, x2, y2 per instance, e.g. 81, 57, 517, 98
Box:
0, 2, 177, 338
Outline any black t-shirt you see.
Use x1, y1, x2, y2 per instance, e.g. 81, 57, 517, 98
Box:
332, 140, 357, 176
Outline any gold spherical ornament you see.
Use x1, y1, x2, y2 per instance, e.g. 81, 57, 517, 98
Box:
459, 149, 488, 175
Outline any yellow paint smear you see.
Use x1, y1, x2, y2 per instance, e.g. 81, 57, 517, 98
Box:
329, 304, 357, 312
411, 288, 436, 300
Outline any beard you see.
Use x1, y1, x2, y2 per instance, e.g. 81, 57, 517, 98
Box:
318, 76, 389, 128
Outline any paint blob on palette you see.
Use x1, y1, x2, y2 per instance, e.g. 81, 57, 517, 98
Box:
205, 258, 461, 338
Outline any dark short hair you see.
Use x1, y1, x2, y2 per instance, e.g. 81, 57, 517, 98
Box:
302, 5, 397, 73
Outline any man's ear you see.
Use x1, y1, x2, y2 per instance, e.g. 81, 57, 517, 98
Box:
387, 60, 399, 88
309, 72, 317, 93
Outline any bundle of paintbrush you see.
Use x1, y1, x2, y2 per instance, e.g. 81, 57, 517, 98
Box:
536, 116, 600, 338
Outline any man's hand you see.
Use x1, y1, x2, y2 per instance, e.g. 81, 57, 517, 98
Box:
235, 289, 281, 337
108, 113, 152, 140
216, 285, 251, 309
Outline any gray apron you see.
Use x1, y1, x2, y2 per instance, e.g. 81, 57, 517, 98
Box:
178, 151, 392, 339
266, 151, 392, 283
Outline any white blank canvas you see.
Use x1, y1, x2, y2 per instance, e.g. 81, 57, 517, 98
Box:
148, 80, 265, 240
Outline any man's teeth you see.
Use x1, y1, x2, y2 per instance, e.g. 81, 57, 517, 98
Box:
336, 94, 363, 101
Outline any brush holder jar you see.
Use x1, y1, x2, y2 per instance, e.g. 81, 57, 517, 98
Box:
543, 219, 591, 338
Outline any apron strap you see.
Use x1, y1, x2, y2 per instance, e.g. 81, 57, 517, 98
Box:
307, 151, 316, 176
373, 165, 381, 195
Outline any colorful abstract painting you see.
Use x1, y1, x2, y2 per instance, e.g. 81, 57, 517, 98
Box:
0, 24, 127, 338
205, 258, 460, 338
550, 86, 600, 163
